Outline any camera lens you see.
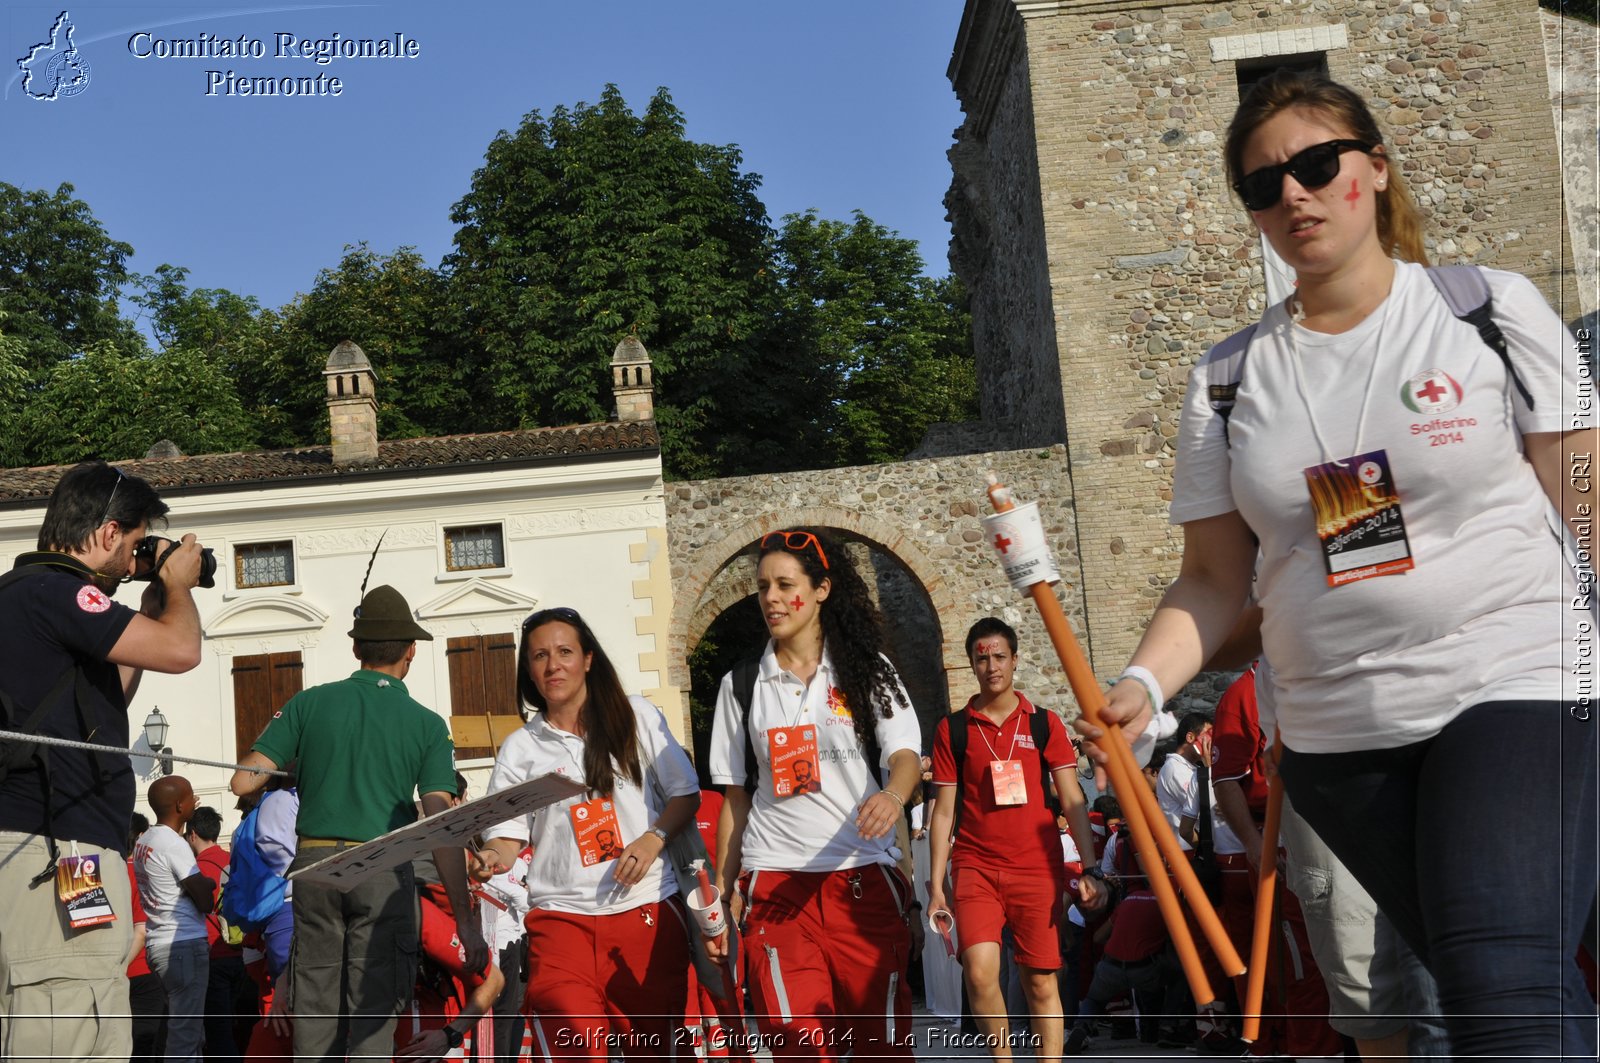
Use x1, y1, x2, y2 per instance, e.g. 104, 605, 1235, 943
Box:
198, 548, 217, 589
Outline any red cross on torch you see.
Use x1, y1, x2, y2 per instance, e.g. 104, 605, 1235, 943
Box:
993, 533, 1013, 555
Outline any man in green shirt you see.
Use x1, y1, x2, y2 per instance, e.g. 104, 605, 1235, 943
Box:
230, 584, 487, 1060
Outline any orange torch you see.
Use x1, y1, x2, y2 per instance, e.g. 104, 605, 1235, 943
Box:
983, 475, 1243, 1004
1241, 735, 1285, 1042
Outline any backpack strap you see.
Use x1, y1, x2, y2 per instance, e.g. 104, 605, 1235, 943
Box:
948, 710, 969, 839
733, 657, 762, 794
1424, 264, 1535, 411
1031, 707, 1061, 817
1207, 323, 1260, 448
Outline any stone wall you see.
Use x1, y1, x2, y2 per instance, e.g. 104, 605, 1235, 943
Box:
666, 447, 1101, 735
947, 1, 1068, 449
1541, 10, 1599, 321
949, 0, 1574, 671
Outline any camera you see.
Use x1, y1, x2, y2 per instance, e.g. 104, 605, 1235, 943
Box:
131, 536, 217, 589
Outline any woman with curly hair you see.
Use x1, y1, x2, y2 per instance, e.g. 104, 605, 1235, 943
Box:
480, 607, 701, 1060
706, 528, 922, 1061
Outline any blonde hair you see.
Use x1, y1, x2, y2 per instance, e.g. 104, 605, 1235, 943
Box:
1225, 70, 1429, 265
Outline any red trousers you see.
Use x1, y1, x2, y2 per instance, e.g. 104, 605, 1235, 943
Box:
1215, 852, 1342, 1059
740, 866, 914, 1061
523, 898, 690, 1061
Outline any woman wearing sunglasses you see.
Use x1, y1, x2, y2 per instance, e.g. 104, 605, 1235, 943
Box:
706, 528, 923, 1060
479, 607, 701, 1060
1080, 70, 1594, 1060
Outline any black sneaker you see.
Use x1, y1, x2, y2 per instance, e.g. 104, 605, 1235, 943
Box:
1065, 1025, 1092, 1056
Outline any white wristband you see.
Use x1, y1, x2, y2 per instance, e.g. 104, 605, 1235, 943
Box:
1117, 665, 1165, 716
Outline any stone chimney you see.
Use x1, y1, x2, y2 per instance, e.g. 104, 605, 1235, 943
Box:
323, 340, 378, 464
610, 335, 654, 423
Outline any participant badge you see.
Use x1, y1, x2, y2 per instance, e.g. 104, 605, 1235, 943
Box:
57, 852, 116, 928
991, 759, 1027, 806
768, 725, 821, 798
1303, 448, 1414, 586
568, 796, 624, 867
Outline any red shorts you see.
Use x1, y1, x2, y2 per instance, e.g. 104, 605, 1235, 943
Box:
740, 865, 914, 1061
951, 862, 1064, 970
523, 898, 690, 1061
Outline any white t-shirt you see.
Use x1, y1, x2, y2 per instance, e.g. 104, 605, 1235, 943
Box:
133, 824, 207, 945
485, 696, 699, 916
708, 642, 922, 873
1155, 753, 1245, 855
1173, 262, 1587, 752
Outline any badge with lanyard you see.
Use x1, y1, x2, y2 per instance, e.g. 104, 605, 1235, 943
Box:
57, 843, 116, 928
1303, 448, 1414, 586
977, 710, 1028, 806
768, 725, 821, 797
568, 796, 624, 867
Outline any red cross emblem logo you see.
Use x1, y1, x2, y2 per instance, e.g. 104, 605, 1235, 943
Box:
1401, 369, 1462, 415
76, 585, 111, 613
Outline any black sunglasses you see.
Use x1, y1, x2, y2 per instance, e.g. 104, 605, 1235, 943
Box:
523, 606, 582, 630
97, 468, 126, 529
1234, 139, 1375, 212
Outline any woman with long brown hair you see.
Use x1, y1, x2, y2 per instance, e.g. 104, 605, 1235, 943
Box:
481, 607, 700, 1060
1082, 69, 1595, 1060
706, 528, 923, 1061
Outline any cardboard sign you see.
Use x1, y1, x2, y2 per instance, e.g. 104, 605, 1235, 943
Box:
291, 773, 587, 891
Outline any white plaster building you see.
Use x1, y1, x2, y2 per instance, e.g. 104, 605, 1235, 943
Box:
0, 340, 677, 826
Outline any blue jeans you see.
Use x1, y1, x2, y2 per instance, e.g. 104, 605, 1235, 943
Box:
1280, 700, 1597, 1063
146, 936, 209, 1063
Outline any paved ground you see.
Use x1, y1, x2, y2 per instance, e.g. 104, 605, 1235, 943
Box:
910, 1009, 1200, 1061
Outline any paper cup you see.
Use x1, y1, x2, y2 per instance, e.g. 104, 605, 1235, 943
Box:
688, 883, 726, 937
980, 501, 1060, 592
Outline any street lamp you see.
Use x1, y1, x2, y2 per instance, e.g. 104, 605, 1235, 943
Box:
142, 707, 172, 776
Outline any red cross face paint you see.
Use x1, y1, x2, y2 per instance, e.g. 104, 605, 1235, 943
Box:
757, 550, 826, 644
789, 595, 804, 612
1345, 178, 1361, 209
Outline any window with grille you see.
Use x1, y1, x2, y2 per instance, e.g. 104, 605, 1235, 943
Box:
235, 541, 295, 588
444, 524, 505, 571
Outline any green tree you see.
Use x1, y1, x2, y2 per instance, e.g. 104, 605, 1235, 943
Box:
0, 313, 34, 467
13, 341, 257, 466
443, 85, 775, 479
0, 182, 143, 367
745, 210, 976, 471
264, 244, 461, 446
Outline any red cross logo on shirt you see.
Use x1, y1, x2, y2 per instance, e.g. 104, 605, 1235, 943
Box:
994, 533, 1012, 555
1416, 379, 1449, 404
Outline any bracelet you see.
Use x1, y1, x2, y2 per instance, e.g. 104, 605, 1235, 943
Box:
880, 789, 906, 807
1117, 665, 1165, 716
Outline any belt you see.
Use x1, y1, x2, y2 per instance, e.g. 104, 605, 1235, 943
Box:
298, 837, 360, 848
1104, 954, 1157, 970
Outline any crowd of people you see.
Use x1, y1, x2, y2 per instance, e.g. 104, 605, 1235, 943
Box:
0, 68, 1595, 1063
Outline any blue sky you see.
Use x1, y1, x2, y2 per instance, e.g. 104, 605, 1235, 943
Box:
2, 1, 968, 320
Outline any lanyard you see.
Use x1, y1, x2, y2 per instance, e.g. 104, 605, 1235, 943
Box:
973, 707, 1022, 764
1284, 284, 1395, 467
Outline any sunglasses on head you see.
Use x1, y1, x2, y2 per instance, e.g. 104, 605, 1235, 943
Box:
1234, 139, 1375, 212
523, 606, 582, 630
760, 530, 829, 570
98, 468, 126, 529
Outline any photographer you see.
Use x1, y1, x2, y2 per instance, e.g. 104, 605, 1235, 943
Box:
0, 459, 205, 1062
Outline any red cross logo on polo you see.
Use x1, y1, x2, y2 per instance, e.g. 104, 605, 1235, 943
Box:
1401, 369, 1463, 414
1358, 460, 1383, 485
76, 585, 110, 613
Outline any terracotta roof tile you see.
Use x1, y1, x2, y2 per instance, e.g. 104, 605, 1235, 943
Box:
0, 422, 659, 503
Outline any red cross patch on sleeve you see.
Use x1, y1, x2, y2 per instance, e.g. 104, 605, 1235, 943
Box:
76, 585, 111, 613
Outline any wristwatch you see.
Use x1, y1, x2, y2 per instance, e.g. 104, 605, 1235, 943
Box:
442, 1025, 465, 1050
649, 826, 669, 843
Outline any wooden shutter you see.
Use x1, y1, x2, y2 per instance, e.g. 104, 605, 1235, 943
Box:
446, 633, 518, 759
232, 652, 305, 763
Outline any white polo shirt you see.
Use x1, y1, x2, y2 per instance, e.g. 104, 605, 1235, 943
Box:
485, 695, 699, 916
708, 641, 922, 873
1155, 753, 1244, 856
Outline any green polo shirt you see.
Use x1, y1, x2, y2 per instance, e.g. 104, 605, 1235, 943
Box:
253, 670, 457, 842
